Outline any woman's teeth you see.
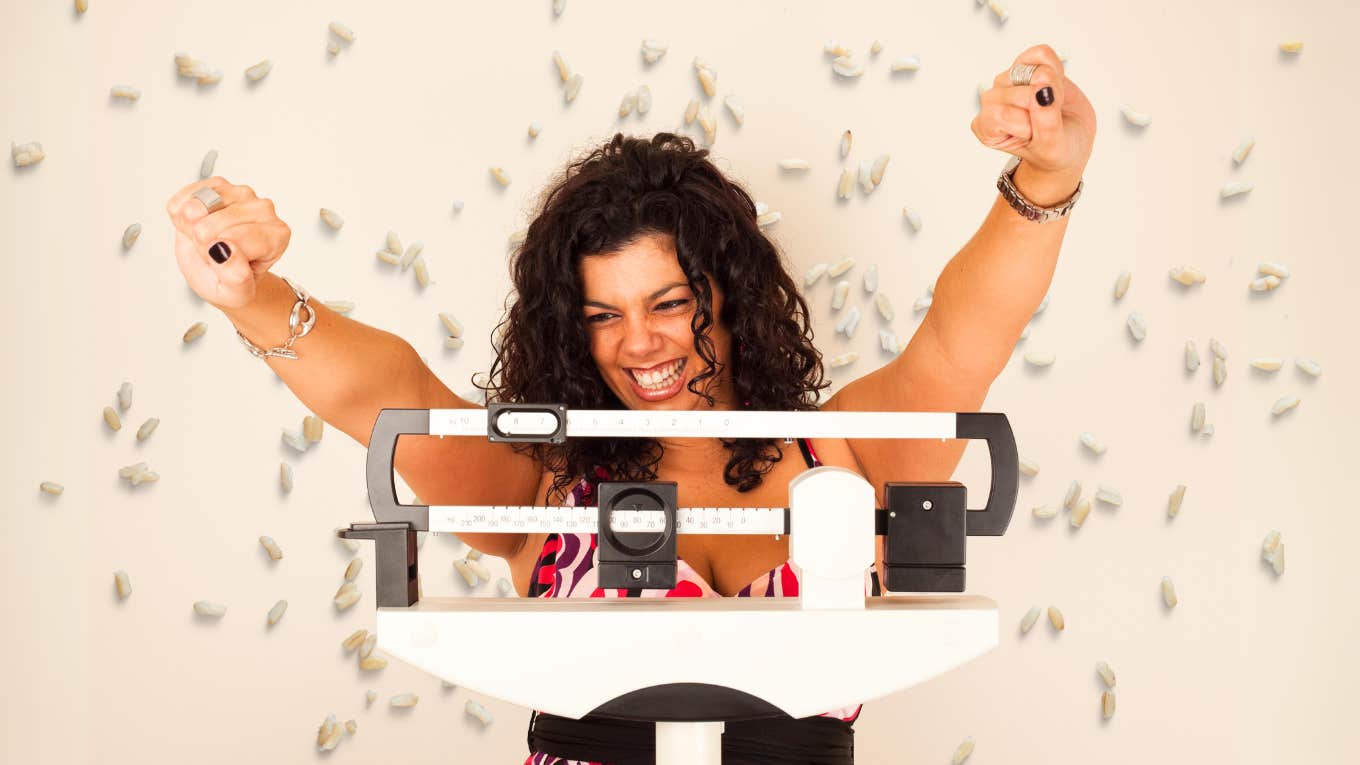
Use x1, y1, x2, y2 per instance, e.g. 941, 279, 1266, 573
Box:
630, 359, 684, 388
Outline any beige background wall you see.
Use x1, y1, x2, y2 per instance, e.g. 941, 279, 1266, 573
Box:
3, 0, 1357, 762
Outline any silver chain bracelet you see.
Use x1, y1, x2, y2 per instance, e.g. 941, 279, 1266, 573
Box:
236, 276, 316, 360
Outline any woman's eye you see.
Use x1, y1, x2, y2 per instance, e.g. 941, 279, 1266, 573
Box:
586, 300, 690, 324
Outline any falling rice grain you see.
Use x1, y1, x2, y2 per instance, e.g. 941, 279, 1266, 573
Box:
684, 98, 700, 125
1185, 340, 1200, 372
344, 719, 357, 735
835, 306, 861, 337
779, 158, 810, 171
453, 559, 479, 587
1261, 530, 1285, 575
1279, 41, 1303, 53
328, 21, 356, 43
398, 241, 424, 272
891, 55, 921, 72
40, 481, 64, 495
466, 700, 494, 726
695, 60, 717, 96
1047, 606, 1065, 631
199, 149, 217, 179
1221, 180, 1253, 199
444, 337, 464, 350
259, 536, 283, 561
1119, 105, 1151, 127
831, 279, 850, 310
1249, 357, 1283, 372
1168, 484, 1186, 518
182, 321, 207, 344
244, 59, 272, 82
342, 629, 368, 652
267, 599, 287, 626
636, 84, 652, 114
857, 159, 874, 194
110, 85, 142, 102
1212, 356, 1227, 386
115, 381, 133, 411
840, 129, 853, 158
280, 462, 293, 492
1127, 312, 1147, 342
317, 714, 341, 752
365, 690, 378, 706
951, 737, 975, 764
1250, 275, 1282, 292
103, 406, 122, 431
334, 588, 361, 611
497, 577, 513, 596
618, 90, 636, 118
345, 558, 363, 582
552, 50, 571, 81
1020, 605, 1041, 634
1018, 456, 1039, 477
303, 415, 324, 443
870, 154, 891, 186
1070, 497, 1092, 527
1161, 576, 1178, 608
805, 263, 829, 287
121, 223, 142, 250
1114, 270, 1131, 299
1079, 431, 1106, 455
902, 207, 922, 232
1209, 338, 1228, 360
76, 0, 88, 13
873, 292, 894, 322
118, 462, 148, 480
113, 570, 131, 598
194, 600, 227, 617
489, 167, 511, 186
281, 428, 308, 452
11, 141, 45, 167
324, 300, 354, 314
1094, 485, 1123, 507
724, 95, 745, 125
1233, 138, 1255, 165
359, 634, 377, 660
133, 417, 159, 443
319, 208, 344, 230
1023, 351, 1055, 367
1191, 402, 1205, 432
829, 352, 859, 369
1258, 262, 1290, 279
1295, 357, 1321, 377
913, 295, 932, 312
1101, 690, 1117, 719
640, 39, 668, 64
828, 257, 855, 278
832, 55, 866, 77
1096, 660, 1116, 688
1168, 265, 1206, 286
1270, 396, 1300, 416
414, 256, 432, 288
1063, 480, 1081, 510
390, 693, 419, 708
836, 168, 854, 199
1032, 505, 1059, 520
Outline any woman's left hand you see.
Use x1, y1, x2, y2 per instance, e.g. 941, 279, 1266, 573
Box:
971, 44, 1096, 189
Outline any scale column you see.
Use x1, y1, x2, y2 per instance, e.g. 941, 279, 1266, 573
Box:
655, 721, 724, 764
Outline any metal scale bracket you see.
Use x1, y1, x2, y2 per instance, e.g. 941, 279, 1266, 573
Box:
338, 404, 1017, 606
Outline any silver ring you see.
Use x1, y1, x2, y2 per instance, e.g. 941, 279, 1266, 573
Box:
1009, 63, 1036, 87
192, 186, 225, 214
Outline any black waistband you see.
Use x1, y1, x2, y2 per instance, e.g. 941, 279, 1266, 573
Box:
527, 710, 855, 765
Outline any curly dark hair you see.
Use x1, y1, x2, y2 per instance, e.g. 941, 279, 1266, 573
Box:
480, 132, 832, 505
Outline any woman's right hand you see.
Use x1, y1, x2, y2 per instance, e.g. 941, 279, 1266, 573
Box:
164, 177, 292, 311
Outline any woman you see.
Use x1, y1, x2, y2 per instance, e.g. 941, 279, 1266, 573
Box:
165, 45, 1093, 765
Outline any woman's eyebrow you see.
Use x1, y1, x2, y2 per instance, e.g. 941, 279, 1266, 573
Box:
583, 281, 689, 310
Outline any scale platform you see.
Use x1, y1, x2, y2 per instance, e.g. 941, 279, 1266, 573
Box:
376, 593, 998, 722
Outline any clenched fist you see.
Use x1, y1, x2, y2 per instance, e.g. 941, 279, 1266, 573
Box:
164, 177, 291, 310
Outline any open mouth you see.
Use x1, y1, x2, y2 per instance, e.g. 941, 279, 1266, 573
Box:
625, 357, 687, 398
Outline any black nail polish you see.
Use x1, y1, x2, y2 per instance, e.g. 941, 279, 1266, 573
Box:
209, 242, 231, 264
1036, 86, 1054, 107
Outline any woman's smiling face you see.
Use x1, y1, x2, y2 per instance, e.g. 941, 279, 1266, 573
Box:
579, 232, 735, 411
